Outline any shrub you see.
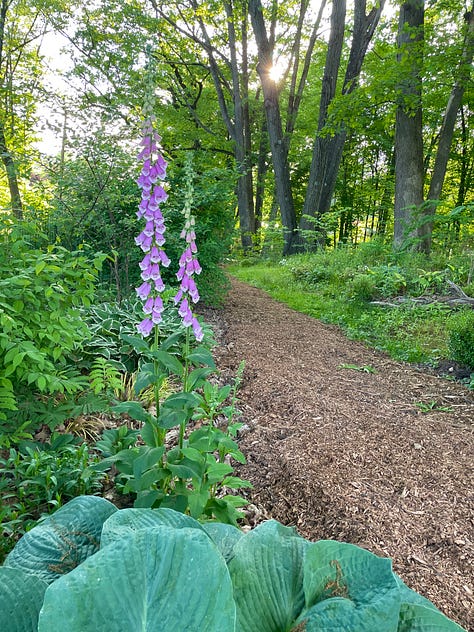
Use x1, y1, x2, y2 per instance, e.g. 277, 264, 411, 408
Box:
447, 309, 474, 369
0, 497, 464, 631
0, 223, 104, 429
350, 273, 378, 301
0, 436, 105, 561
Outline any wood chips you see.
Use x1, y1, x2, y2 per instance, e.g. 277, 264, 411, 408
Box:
207, 277, 474, 630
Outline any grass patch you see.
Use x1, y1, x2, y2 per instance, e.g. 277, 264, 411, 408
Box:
227, 244, 473, 370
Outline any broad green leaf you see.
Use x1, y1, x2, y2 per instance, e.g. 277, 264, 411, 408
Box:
162, 391, 200, 409
0, 567, 47, 632
149, 350, 184, 376
397, 603, 466, 631
201, 522, 243, 562
119, 333, 150, 353
112, 401, 153, 423
299, 540, 400, 631
395, 576, 465, 631
4, 496, 117, 584
187, 367, 214, 390
159, 330, 183, 351
38, 527, 236, 632
228, 520, 308, 631
187, 347, 216, 369
101, 507, 203, 548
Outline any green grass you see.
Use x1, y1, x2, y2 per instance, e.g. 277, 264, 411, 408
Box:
226, 245, 472, 371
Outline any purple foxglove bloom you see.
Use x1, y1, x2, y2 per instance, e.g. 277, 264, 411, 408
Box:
151, 309, 162, 324
177, 265, 185, 281
137, 318, 154, 337
174, 289, 183, 304
183, 308, 193, 326
135, 232, 152, 252
136, 281, 152, 300
192, 317, 203, 342
154, 232, 165, 247
144, 220, 154, 237
149, 246, 160, 263
178, 297, 189, 318
143, 296, 154, 314
139, 253, 151, 270
159, 251, 171, 267
149, 263, 161, 280
154, 277, 165, 292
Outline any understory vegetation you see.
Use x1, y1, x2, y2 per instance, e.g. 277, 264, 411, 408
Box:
228, 240, 474, 385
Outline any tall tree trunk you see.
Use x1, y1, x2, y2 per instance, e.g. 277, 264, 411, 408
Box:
0, 120, 23, 219
393, 0, 424, 248
249, 0, 297, 255
419, 5, 474, 253
298, 0, 384, 250
223, 0, 255, 251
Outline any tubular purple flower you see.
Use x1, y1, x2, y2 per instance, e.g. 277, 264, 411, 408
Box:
173, 154, 203, 340
135, 103, 170, 337
137, 318, 154, 336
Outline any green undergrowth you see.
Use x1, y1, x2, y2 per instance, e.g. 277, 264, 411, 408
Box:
226, 243, 474, 380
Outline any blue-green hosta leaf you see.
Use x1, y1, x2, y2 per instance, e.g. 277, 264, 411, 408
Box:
395, 577, 466, 631
4, 496, 117, 584
298, 540, 400, 631
38, 527, 236, 632
397, 603, 466, 631
228, 520, 309, 632
100, 507, 203, 548
0, 567, 47, 632
201, 522, 243, 562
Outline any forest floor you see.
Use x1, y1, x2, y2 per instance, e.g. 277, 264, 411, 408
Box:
205, 276, 474, 631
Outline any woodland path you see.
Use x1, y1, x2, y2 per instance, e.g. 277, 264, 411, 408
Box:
206, 277, 474, 630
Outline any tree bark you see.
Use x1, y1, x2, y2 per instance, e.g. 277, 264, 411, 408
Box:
393, 0, 424, 248
223, 0, 255, 250
249, 0, 297, 255
298, 0, 384, 250
420, 5, 474, 253
0, 120, 23, 219
296, 0, 346, 249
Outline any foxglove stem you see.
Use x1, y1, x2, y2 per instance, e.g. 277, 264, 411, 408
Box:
178, 326, 191, 450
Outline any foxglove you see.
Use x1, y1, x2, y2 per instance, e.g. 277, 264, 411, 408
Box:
174, 155, 203, 342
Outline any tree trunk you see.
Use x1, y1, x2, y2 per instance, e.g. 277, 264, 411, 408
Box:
419, 5, 474, 253
249, 0, 297, 255
393, 0, 424, 248
298, 0, 385, 250
223, 0, 255, 251
0, 120, 23, 219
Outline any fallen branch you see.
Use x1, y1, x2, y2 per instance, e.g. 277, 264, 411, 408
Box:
370, 280, 474, 309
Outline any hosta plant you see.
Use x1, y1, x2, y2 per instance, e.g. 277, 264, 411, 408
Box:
0, 495, 466, 632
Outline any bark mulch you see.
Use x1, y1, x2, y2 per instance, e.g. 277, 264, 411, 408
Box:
206, 277, 474, 631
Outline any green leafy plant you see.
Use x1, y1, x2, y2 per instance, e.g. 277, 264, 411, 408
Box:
0, 497, 465, 631
0, 225, 105, 429
339, 363, 377, 374
415, 401, 453, 413
88, 357, 124, 395
94, 425, 140, 457
447, 309, 474, 369
0, 436, 106, 560
91, 334, 250, 525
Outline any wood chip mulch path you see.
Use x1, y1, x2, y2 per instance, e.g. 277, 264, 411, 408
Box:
205, 277, 474, 631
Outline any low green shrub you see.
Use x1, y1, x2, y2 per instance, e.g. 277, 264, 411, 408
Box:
350, 273, 378, 301
0, 496, 465, 631
0, 435, 105, 561
0, 224, 105, 434
447, 309, 474, 369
